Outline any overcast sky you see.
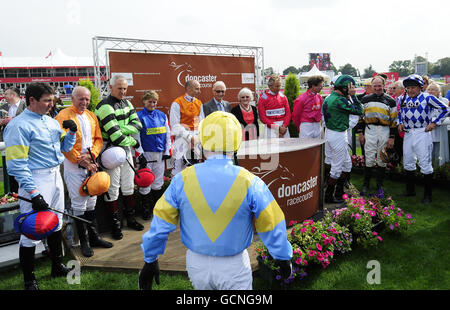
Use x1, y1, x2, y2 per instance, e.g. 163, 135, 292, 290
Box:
1, 0, 448, 74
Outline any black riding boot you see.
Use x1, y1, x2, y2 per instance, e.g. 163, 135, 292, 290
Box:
123, 195, 144, 231
376, 167, 386, 193
84, 210, 113, 248
324, 164, 331, 186
74, 217, 94, 257
325, 177, 344, 204
46, 230, 71, 277
360, 166, 373, 196
344, 171, 351, 189
334, 172, 348, 201
422, 173, 433, 204
152, 189, 165, 205
141, 192, 154, 221
106, 200, 123, 240
401, 170, 416, 197
19, 246, 39, 290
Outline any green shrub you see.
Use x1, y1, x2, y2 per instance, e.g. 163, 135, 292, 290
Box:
78, 78, 101, 111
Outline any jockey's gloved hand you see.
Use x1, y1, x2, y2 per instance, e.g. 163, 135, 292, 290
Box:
138, 154, 147, 168
62, 120, 77, 132
133, 139, 140, 150
31, 194, 49, 211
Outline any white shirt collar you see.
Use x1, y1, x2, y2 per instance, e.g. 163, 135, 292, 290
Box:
8, 99, 20, 107
184, 94, 194, 102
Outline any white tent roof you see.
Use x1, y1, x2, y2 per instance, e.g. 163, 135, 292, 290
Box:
0, 48, 94, 68
297, 64, 331, 82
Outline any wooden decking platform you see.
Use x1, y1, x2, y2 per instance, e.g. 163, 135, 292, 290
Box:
69, 184, 357, 273
69, 220, 260, 273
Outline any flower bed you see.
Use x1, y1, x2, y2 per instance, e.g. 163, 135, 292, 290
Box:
0, 193, 18, 205
351, 155, 365, 168
254, 191, 414, 287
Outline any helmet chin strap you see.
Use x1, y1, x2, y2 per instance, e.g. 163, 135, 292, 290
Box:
341, 87, 349, 97
335, 86, 349, 97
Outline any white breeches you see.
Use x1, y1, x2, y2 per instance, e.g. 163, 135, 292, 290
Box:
63, 160, 97, 216
325, 128, 352, 179
18, 166, 64, 248
264, 121, 290, 139
186, 249, 252, 290
104, 146, 135, 202
299, 122, 321, 139
138, 152, 165, 195
403, 128, 433, 175
364, 125, 390, 168
171, 131, 199, 176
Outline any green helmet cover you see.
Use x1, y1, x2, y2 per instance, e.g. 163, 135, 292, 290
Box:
334, 75, 356, 88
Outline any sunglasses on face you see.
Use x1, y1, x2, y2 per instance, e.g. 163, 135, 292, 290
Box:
241, 96, 250, 99
215, 90, 225, 93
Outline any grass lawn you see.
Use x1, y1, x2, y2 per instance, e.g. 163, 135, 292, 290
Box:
0, 172, 448, 290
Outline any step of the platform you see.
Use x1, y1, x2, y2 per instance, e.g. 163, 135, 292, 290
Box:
69, 222, 260, 273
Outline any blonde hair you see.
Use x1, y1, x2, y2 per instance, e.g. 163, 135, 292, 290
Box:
426, 82, 441, 96
268, 74, 281, 87
142, 90, 159, 102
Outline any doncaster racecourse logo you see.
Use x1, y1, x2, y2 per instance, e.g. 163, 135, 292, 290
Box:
170, 61, 217, 87
251, 164, 318, 207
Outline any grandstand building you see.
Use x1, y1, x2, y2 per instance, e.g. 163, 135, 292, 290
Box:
0, 48, 106, 98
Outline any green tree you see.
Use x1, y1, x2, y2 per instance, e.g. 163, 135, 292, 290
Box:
430, 57, 450, 76
338, 63, 358, 76
329, 62, 338, 74
362, 65, 376, 78
388, 60, 414, 77
283, 73, 300, 137
298, 64, 311, 73
78, 78, 101, 111
283, 66, 299, 75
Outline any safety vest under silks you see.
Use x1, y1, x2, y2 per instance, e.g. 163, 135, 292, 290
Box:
173, 95, 202, 131
137, 108, 167, 152
141, 155, 293, 263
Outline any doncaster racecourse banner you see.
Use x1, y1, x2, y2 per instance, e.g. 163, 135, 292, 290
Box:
108, 51, 256, 114
237, 139, 322, 224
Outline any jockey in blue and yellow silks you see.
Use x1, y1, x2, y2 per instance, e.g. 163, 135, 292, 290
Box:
4, 83, 77, 290
139, 111, 292, 290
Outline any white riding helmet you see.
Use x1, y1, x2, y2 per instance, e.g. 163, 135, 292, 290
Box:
100, 147, 127, 170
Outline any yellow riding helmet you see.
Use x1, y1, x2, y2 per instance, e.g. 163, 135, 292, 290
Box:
79, 171, 111, 197
198, 111, 242, 152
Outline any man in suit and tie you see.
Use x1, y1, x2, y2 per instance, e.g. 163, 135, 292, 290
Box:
199, 81, 231, 120
1, 87, 26, 193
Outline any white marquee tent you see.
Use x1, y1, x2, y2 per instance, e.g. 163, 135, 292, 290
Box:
297, 64, 331, 84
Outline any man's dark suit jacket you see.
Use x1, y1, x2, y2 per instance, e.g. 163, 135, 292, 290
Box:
202, 98, 231, 117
